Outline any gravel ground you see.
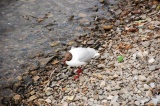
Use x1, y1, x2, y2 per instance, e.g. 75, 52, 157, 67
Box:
0, 0, 160, 106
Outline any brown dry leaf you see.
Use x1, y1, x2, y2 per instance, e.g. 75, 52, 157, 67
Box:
153, 0, 159, 4
101, 25, 113, 30
131, 10, 141, 14
147, 103, 154, 106
141, 37, 148, 41
51, 59, 59, 65
68, 95, 75, 101
151, 88, 160, 95
33, 76, 40, 82
89, 77, 96, 83
61, 87, 67, 92
118, 43, 125, 49
82, 87, 88, 94
93, 73, 103, 80
49, 41, 60, 47
78, 13, 87, 17
36, 18, 44, 23
127, 28, 138, 32
125, 44, 132, 50
120, 11, 129, 18
43, 80, 49, 84
121, 31, 127, 36
17, 76, 23, 80
117, 43, 132, 50
46, 12, 53, 18
67, 41, 75, 46
148, 25, 155, 30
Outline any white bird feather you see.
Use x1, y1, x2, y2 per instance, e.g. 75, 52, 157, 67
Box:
66, 47, 99, 67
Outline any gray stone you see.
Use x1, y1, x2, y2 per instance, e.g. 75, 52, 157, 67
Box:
99, 95, 104, 100
87, 40, 95, 45
45, 98, 52, 103
135, 101, 140, 105
139, 75, 147, 82
93, 95, 99, 100
88, 101, 94, 106
149, 82, 155, 88
98, 64, 105, 68
146, 90, 153, 97
74, 96, 81, 100
82, 97, 88, 101
101, 52, 110, 59
141, 41, 151, 47
149, 65, 156, 71
102, 99, 108, 103
83, 22, 91, 27
143, 84, 150, 90
115, 20, 120, 26
140, 14, 146, 19
62, 102, 68, 106
98, 90, 104, 95
156, 63, 160, 69
112, 85, 121, 91
46, 91, 53, 96
100, 81, 106, 88
79, 77, 85, 83
115, 9, 122, 15
69, 103, 76, 106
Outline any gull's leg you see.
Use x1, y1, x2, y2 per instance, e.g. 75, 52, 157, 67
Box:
74, 67, 83, 80
76, 67, 82, 75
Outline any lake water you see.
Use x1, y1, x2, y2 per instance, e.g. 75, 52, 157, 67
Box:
0, 0, 118, 85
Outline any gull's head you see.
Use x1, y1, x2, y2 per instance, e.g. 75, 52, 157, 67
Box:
64, 52, 72, 63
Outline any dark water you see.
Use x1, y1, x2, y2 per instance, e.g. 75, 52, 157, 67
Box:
0, 0, 118, 85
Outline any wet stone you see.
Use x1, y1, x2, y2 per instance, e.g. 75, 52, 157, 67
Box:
13, 82, 22, 92
38, 56, 54, 67
24, 76, 33, 87
29, 61, 40, 71
28, 50, 44, 59
82, 22, 91, 27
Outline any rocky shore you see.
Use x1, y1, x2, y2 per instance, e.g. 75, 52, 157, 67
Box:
0, 0, 160, 106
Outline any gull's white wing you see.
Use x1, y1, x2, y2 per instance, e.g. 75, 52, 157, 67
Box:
69, 47, 99, 62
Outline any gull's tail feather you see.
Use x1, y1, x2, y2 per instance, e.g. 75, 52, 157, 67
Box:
87, 47, 100, 57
